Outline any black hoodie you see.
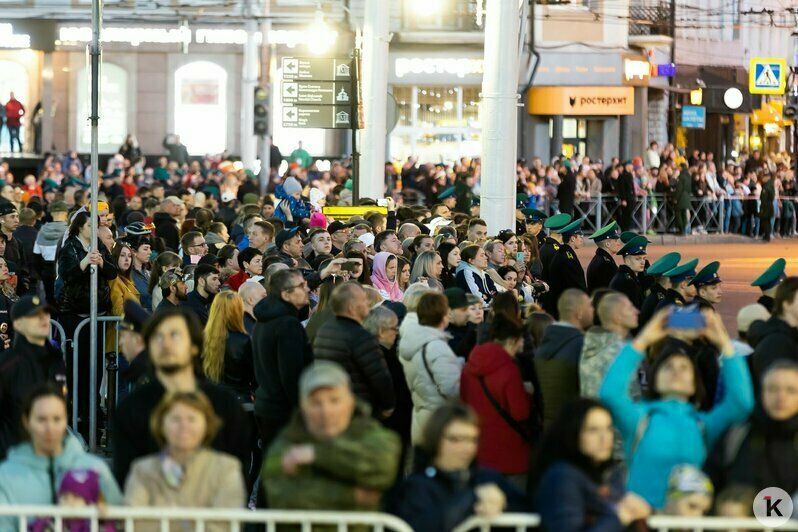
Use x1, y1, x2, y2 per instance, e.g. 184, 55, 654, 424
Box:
251, 294, 313, 422
749, 315, 798, 383
534, 323, 584, 428
153, 211, 179, 252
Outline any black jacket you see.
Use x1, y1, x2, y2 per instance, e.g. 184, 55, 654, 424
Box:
251, 294, 313, 422
654, 288, 687, 313
4, 234, 29, 295
0, 335, 67, 459
446, 322, 477, 359
121, 350, 151, 394
535, 324, 583, 427
153, 212, 180, 252
112, 378, 251, 485
609, 264, 643, 309
749, 315, 798, 383
217, 331, 256, 405
313, 316, 395, 413
185, 290, 212, 323
12, 226, 37, 271
0, 291, 13, 353
757, 294, 774, 314
617, 170, 635, 204
57, 235, 116, 314
545, 243, 587, 318
379, 344, 412, 445
586, 247, 617, 295
639, 282, 667, 327
557, 171, 576, 216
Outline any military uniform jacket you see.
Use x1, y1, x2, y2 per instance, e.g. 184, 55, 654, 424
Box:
540, 237, 560, 283
757, 294, 774, 314
692, 295, 715, 311
640, 283, 667, 327
547, 243, 587, 310
609, 265, 643, 309
586, 247, 618, 295
654, 288, 687, 313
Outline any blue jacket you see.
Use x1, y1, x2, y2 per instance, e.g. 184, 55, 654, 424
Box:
599, 343, 754, 508
535, 462, 624, 532
274, 185, 311, 227
0, 435, 122, 530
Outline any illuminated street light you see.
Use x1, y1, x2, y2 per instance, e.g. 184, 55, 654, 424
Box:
307, 8, 338, 55
690, 88, 703, 106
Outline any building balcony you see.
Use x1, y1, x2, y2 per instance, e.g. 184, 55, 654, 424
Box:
629, 2, 673, 37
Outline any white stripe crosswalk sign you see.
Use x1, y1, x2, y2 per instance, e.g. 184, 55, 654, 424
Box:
749, 57, 787, 95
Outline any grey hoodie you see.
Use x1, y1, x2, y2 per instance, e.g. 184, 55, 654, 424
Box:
33, 221, 68, 262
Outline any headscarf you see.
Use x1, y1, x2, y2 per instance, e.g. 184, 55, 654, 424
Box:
371, 252, 403, 302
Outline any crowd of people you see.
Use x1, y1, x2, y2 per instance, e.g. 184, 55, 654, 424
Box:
0, 138, 794, 531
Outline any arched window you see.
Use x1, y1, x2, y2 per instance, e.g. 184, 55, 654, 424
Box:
0, 60, 29, 151
174, 61, 227, 156
76, 62, 128, 153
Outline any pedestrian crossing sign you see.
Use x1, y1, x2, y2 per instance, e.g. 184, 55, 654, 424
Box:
749, 57, 787, 95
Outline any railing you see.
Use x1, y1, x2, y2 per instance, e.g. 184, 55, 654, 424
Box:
71, 315, 123, 452
453, 513, 798, 532
0, 506, 414, 532
629, 2, 673, 36
49, 318, 68, 362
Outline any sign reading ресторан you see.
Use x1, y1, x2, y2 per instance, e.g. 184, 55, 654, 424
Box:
527, 86, 635, 116
281, 57, 351, 82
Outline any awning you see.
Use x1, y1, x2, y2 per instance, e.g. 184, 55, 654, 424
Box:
673, 68, 753, 114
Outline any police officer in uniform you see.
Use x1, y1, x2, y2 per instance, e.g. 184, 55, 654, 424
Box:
751, 258, 785, 313
586, 221, 621, 295
540, 213, 572, 283
609, 235, 648, 309
654, 258, 699, 313
437, 186, 457, 211
689, 261, 723, 310
545, 218, 587, 318
515, 194, 531, 235
521, 208, 547, 248
639, 252, 681, 327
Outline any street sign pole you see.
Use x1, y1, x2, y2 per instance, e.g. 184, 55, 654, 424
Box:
352, 47, 361, 204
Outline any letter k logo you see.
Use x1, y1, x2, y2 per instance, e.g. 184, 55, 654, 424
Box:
765, 496, 783, 517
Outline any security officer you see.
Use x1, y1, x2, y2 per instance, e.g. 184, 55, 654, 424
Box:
521, 208, 547, 247
639, 252, 681, 327
515, 194, 531, 234
437, 186, 457, 211
609, 235, 648, 309
751, 257, 785, 313
654, 258, 699, 312
545, 218, 587, 318
689, 261, 723, 310
586, 221, 621, 295
540, 213, 572, 283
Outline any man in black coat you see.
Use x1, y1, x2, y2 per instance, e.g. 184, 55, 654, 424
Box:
617, 161, 636, 230
749, 277, 798, 384
556, 164, 577, 216
586, 221, 621, 295
184, 264, 220, 323
546, 218, 587, 318
751, 258, 785, 314
609, 235, 648, 309
153, 196, 182, 252
251, 268, 314, 448
639, 252, 681, 328
112, 307, 251, 485
313, 282, 395, 417
0, 295, 67, 459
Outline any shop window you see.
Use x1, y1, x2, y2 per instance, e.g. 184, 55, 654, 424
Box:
76, 62, 127, 153
394, 87, 412, 127
0, 60, 28, 152
417, 86, 460, 128
174, 61, 227, 156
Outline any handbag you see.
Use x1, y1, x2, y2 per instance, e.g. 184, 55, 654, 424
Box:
478, 376, 532, 443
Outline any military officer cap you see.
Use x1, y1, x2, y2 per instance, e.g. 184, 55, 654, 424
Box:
121, 300, 150, 334
620, 231, 652, 244
437, 186, 456, 200
588, 221, 620, 242
751, 258, 786, 291
521, 208, 547, 224
544, 213, 572, 231
472, 196, 480, 206
647, 252, 682, 276
689, 261, 722, 287
662, 258, 699, 283
516, 193, 530, 209
617, 235, 648, 256
10, 295, 52, 321
559, 218, 584, 237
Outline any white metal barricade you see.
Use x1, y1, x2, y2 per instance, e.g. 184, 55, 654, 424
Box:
0, 506, 415, 532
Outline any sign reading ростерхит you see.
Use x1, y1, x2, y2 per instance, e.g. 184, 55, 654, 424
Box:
527, 86, 635, 116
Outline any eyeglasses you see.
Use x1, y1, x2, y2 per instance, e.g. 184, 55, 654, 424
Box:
191, 241, 208, 248
284, 282, 307, 292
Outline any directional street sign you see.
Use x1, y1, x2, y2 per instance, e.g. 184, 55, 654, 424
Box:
281, 57, 352, 82
281, 81, 352, 106
282, 105, 352, 129
681, 105, 706, 129
749, 57, 787, 95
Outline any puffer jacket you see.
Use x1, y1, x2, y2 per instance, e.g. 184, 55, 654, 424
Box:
313, 316, 395, 413
535, 323, 583, 429
57, 235, 116, 314
398, 313, 463, 444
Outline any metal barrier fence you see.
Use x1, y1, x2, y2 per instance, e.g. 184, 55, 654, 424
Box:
0, 506, 415, 532
71, 315, 123, 452
49, 319, 68, 361
453, 513, 798, 532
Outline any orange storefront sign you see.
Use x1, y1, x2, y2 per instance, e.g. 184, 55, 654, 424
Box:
528, 86, 635, 116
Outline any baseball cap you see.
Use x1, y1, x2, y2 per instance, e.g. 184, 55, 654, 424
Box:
0, 202, 17, 217
159, 269, 185, 290
11, 295, 52, 321
299, 361, 351, 401
327, 221, 352, 235
444, 287, 481, 310
358, 232, 375, 247
275, 227, 301, 250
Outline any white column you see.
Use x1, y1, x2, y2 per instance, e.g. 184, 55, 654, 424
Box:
480, 0, 519, 234
359, 0, 390, 200
240, 17, 259, 170
41, 52, 54, 153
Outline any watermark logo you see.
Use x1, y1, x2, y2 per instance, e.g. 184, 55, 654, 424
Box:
753, 487, 793, 527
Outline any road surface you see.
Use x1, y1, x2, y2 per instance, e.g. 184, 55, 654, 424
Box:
575, 238, 795, 331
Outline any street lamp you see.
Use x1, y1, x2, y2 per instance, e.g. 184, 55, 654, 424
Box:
307, 8, 337, 55
723, 88, 743, 110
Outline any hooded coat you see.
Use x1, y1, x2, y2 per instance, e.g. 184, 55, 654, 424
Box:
460, 342, 532, 474
535, 323, 583, 429
398, 314, 463, 444
749, 315, 798, 383
0, 436, 122, 530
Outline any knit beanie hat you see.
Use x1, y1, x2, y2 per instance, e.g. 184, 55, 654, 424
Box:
283, 177, 303, 196
59, 469, 101, 504
309, 212, 328, 229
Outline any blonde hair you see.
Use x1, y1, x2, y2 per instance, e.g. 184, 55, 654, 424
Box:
202, 291, 246, 382
150, 391, 222, 447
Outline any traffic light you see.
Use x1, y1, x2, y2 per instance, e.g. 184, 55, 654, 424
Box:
254, 86, 269, 136
784, 93, 798, 121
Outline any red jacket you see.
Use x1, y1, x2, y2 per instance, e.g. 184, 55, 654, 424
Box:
461, 342, 533, 475
5, 99, 24, 127
122, 182, 138, 199
226, 270, 249, 291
